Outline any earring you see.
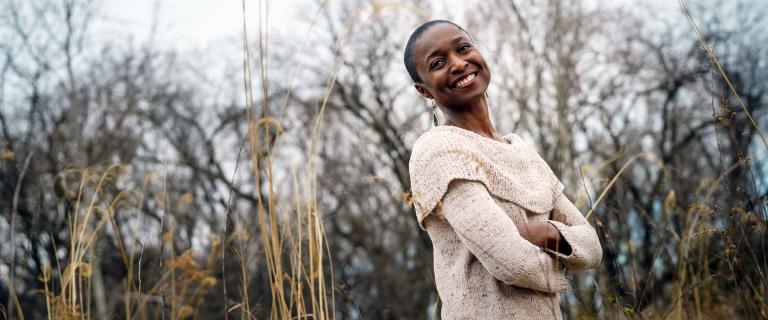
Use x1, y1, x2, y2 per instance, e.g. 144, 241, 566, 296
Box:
431, 100, 439, 126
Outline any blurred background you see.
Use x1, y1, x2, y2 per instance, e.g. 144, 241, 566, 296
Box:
1, 0, 767, 319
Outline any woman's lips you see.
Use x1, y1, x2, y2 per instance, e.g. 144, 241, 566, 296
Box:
452, 72, 477, 88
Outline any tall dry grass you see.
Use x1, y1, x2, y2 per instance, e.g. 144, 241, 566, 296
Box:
5, 0, 340, 318
21, 166, 222, 320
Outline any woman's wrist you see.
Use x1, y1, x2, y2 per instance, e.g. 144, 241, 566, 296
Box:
544, 222, 561, 252
545, 221, 573, 255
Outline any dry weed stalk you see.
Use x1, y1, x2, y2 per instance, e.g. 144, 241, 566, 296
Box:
237, 0, 336, 318
34, 165, 122, 320
234, 2, 429, 319
32, 165, 222, 320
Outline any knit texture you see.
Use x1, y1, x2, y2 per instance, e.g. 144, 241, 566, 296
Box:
408, 125, 603, 319
409, 126, 564, 229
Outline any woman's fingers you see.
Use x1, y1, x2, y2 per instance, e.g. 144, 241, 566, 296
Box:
549, 209, 568, 224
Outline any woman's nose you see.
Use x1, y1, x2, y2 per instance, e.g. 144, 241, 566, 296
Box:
449, 58, 468, 74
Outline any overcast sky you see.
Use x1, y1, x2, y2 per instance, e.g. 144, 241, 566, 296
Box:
93, 0, 491, 53
97, 0, 304, 51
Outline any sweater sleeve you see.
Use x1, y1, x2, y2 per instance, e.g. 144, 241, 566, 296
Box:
440, 179, 567, 293
544, 193, 603, 271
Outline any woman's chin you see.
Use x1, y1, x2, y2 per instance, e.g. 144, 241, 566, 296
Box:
451, 85, 487, 102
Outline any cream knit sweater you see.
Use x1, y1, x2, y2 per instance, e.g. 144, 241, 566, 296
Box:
408, 125, 602, 320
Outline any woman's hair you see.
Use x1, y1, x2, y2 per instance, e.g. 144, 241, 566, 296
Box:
403, 20, 470, 83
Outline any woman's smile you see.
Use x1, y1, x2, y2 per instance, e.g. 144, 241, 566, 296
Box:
451, 72, 477, 89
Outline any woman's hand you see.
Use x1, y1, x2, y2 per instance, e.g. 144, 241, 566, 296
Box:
549, 208, 568, 225
515, 222, 553, 248
515, 209, 572, 254
547, 209, 573, 254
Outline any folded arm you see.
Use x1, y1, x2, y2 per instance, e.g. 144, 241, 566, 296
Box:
543, 193, 603, 271
440, 179, 567, 293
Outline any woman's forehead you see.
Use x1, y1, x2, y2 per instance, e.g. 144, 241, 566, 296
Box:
413, 24, 471, 60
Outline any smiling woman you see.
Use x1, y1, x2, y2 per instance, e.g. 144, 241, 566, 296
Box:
404, 21, 491, 117
404, 21, 602, 319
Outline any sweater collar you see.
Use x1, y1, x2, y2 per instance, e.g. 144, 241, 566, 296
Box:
430, 125, 514, 145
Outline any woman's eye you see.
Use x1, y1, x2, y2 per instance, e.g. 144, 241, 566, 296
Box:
430, 59, 444, 70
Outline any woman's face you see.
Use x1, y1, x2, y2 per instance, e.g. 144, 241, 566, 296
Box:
412, 24, 491, 110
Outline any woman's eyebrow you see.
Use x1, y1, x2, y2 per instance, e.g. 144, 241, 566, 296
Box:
449, 36, 466, 45
425, 36, 468, 62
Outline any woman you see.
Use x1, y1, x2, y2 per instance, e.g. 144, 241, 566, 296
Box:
405, 20, 602, 319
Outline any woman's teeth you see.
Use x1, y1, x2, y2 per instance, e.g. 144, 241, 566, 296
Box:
455, 73, 476, 88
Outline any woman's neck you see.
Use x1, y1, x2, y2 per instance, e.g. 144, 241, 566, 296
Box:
441, 96, 499, 140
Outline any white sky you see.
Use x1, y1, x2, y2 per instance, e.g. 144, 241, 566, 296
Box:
97, 0, 303, 51
93, 0, 486, 51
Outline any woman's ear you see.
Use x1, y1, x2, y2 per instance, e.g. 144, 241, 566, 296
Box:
414, 83, 433, 99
